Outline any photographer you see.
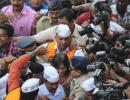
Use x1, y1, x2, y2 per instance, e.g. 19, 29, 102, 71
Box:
79, 1, 127, 40
81, 77, 96, 100
84, 78, 130, 99
81, 70, 130, 99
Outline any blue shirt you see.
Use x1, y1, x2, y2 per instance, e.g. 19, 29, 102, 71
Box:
38, 84, 66, 100
25, 2, 48, 15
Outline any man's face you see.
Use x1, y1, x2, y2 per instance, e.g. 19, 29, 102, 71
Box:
48, 10, 60, 24
55, 35, 71, 51
58, 17, 73, 30
57, 64, 67, 77
70, 68, 81, 78
45, 80, 59, 94
0, 29, 11, 47
29, 0, 43, 8
10, 0, 24, 11
86, 52, 95, 61
116, 0, 127, 11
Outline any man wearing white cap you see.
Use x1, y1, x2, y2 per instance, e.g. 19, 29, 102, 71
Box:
39, 24, 85, 61
31, 8, 88, 47
21, 78, 40, 100
81, 77, 96, 100
38, 65, 66, 100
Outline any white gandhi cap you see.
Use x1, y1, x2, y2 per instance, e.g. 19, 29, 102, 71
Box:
43, 65, 59, 83
21, 78, 40, 93
56, 24, 71, 38
81, 77, 96, 92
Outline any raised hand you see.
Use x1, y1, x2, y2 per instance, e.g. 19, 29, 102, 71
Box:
4, 13, 16, 23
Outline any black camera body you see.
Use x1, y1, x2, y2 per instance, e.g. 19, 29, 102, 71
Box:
79, 12, 108, 36
94, 83, 129, 100
79, 2, 110, 36
109, 47, 129, 64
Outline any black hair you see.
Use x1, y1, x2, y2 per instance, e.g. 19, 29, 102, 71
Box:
117, 35, 130, 45
0, 23, 14, 37
58, 8, 76, 21
77, 68, 88, 74
94, 2, 112, 14
51, 53, 70, 76
48, 0, 63, 11
21, 89, 39, 100
61, 0, 72, 8
74, 66, 88, 74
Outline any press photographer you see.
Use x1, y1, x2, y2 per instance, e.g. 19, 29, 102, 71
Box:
81, 76, 130, 100
79, 1, 127, 40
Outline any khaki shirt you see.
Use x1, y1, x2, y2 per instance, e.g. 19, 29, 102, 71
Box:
69, 72, 94, 100
36, 16, 55, 33
34, 24, 88, 47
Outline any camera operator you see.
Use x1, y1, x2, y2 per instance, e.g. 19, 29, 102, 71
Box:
79, 1, 127, 40
85, 44, 130, 99
81, 77, 96, 100
85, 37, 110, 61
81, 71, 130, 99
108, 35, 130, 81
85, 37, 98, 62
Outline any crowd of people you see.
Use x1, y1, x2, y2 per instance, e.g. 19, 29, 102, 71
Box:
0, 0, 130, 100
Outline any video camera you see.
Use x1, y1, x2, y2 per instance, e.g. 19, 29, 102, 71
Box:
93, 82, 130, 100
79, 12, 108, 36
109, 39, 130, 64
79, 2, 110, 36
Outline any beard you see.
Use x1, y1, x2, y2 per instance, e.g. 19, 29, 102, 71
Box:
13, 5, 23, 12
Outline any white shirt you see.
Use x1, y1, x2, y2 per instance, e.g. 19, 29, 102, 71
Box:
0, 74, 9, 100
34, 24, 88, 46
109, 21, 126, 33
38, 84, 65, 100
91, 21, 126, 39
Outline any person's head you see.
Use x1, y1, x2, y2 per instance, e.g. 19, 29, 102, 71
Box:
61, 0, 72, 8
29, 0, 44, 8
86, 51, 96, 61
0, 23, 14, 47
10, 0, 24, 11
51, 53, 70, 77
16, 37, 36, 52
85, 37, 98, 61
70, 0, 84, 6
93, 2, 112, 22
55, 24, 72, 51
70, 56, 91, 78
43, 65, 59, 94
16, 36, 36, 57
58, 8, 76, 32
21, 78, 40, 100
48, 0, 62, 24
29, 62, 44, 84
116, 0, 128, 14
81, 78, 96, 100
116, 35, 129, 46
